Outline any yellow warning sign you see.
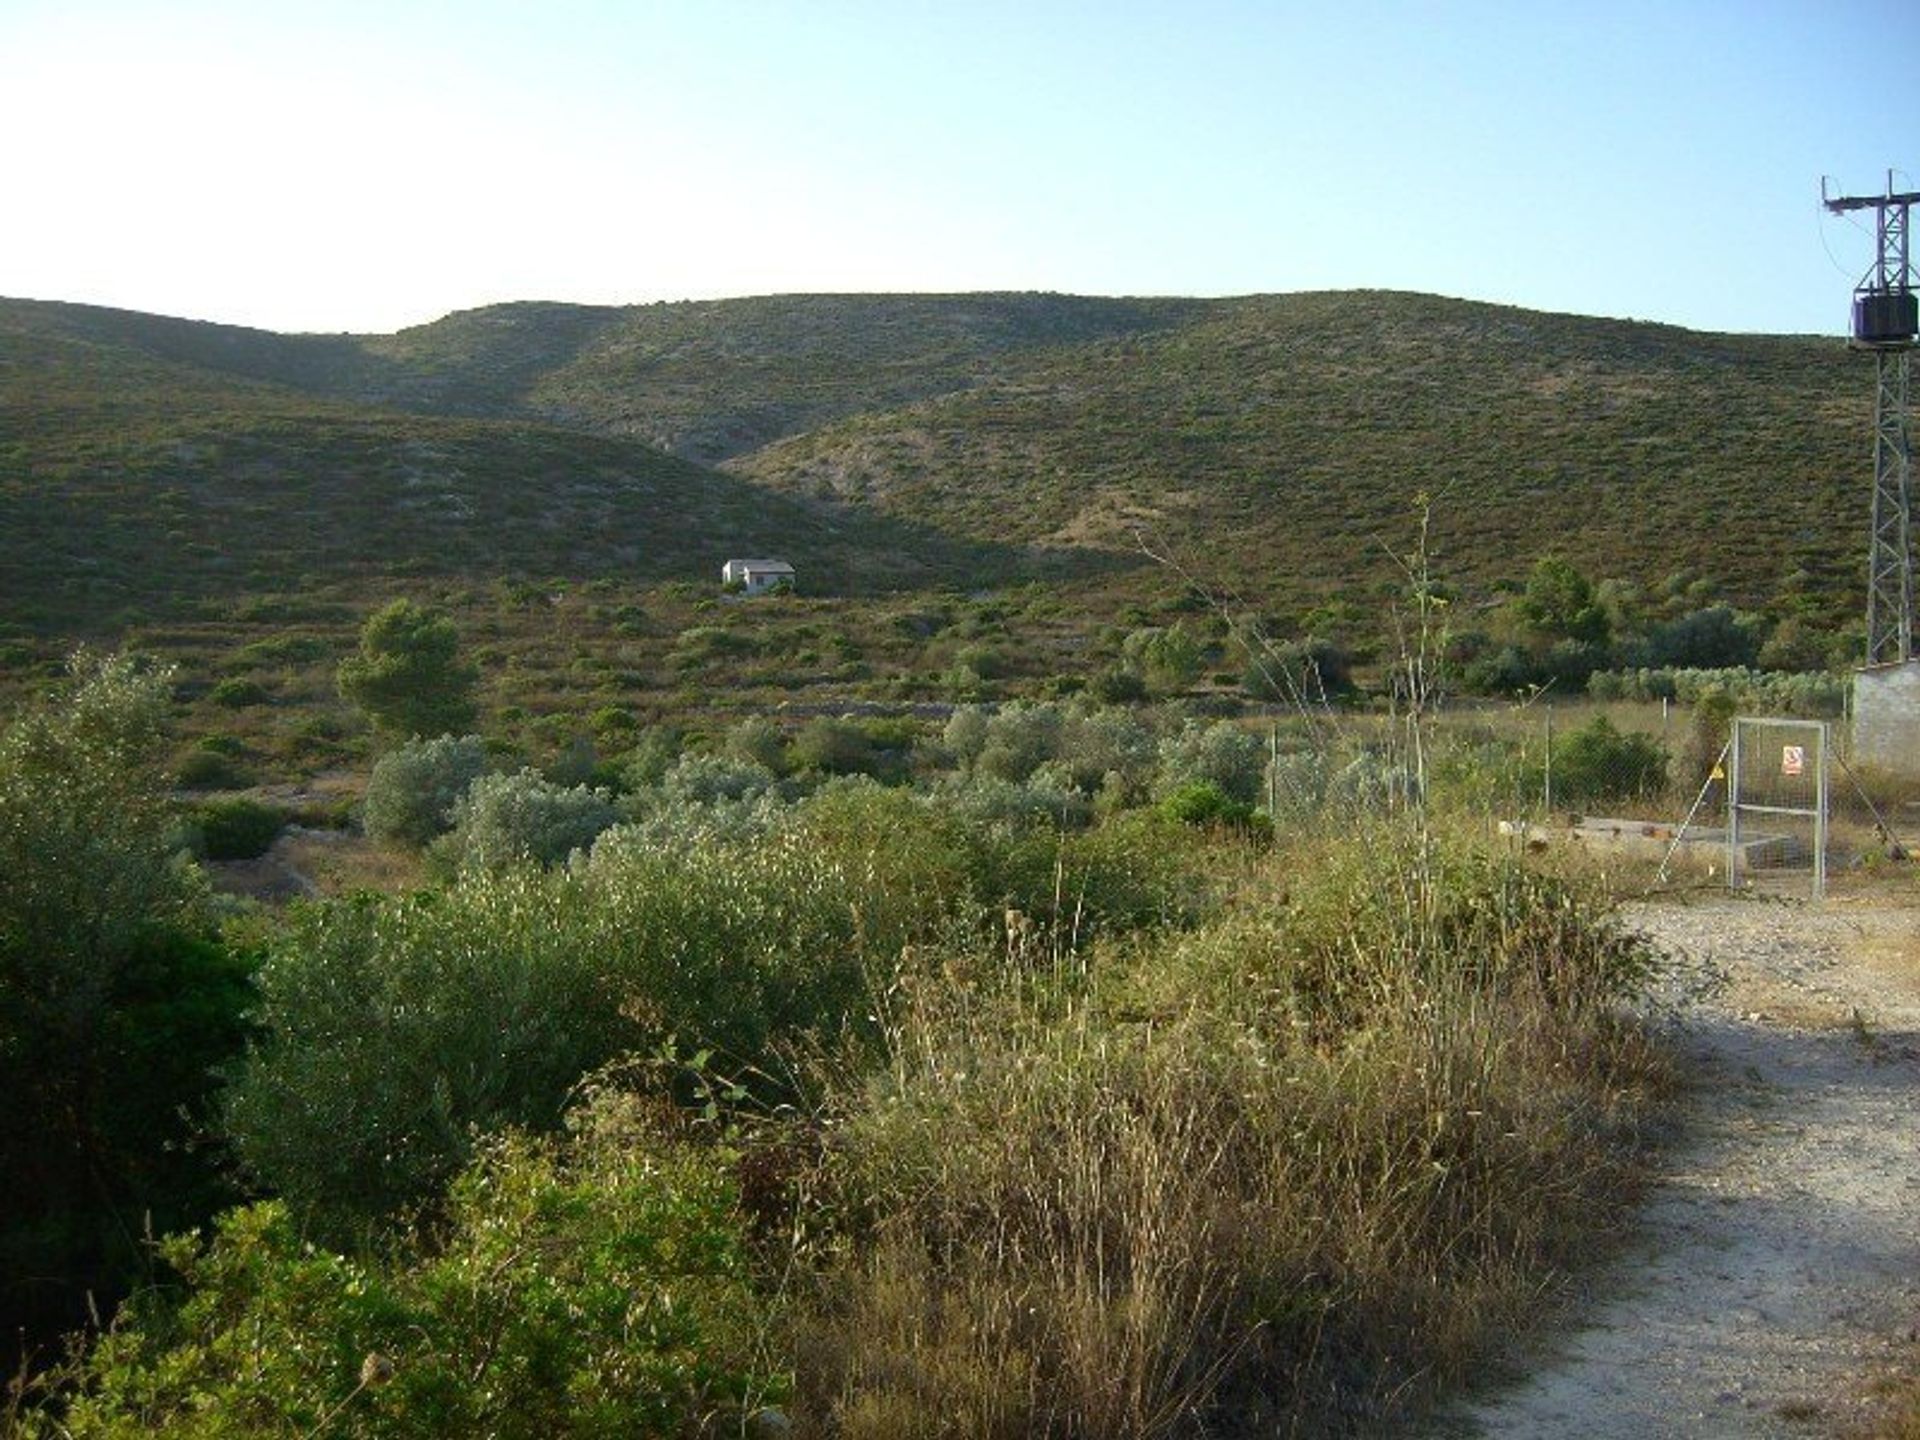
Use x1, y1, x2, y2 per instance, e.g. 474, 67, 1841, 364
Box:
1781, 745, 1805, 777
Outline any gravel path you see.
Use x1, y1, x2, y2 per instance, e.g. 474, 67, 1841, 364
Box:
1451, 885, 1920, 1438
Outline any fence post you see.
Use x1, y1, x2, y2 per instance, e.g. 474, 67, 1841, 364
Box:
1543, 704, 1553, 815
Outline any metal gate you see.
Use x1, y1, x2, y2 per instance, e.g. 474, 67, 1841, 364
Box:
1728, 717, 1831, 898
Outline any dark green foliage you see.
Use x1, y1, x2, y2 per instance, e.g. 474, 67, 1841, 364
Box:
1517, 557, 1611, 647
1546, 716, 1670, 807
222, 785, 1211, 1234
0, 655, 248, 1345
1243, 635, 1352, 702
1755, 615, 1835, 672
175, 740, 255, 790
190, 796, 288, 860
1157, 719, 1267, 805
35, 1115, 779, 1438
787, 716, 879, 777
361, 734, 487, 848
336, 601, 478, 738
620, 727, 685, 789
206, 676, 271, 708
1088, 666, 1148, 703
1645, 604, 1764, 669
1122, 622, 1203, 694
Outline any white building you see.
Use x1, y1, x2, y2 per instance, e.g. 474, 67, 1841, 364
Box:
721, 558, 796, 595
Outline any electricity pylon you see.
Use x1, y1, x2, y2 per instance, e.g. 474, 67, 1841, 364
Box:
1823, 175, 1919, 665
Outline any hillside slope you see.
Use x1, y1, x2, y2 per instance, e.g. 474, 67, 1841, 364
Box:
1, 289, 1871, 637
0, 309, 1046, 638
730, 291, 1867, 625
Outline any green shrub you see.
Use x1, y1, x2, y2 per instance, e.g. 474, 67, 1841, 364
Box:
439, 769, 619, 871
976, 701, 1064, 783
1058, 704, 1157, 797
1123, 622, 1203, 693
656, 752, 782, 806
361, 733, 488, 848
1546, 716, 1670, 807
207, 676, 271, 708
788, 716, 880, 777
40, 1109, 781, 1438
224, 872, 629, 1227
191, 797, 289, 860
1243, 635, 1352, 702
1157, 719, 1266, 804
933, 772, 1093, 832
621, 726, 685, 789
1157, 779, 1261, 831
0, 654, 245, 1344
176, 740, 255, 791
1088, 665, 1149, 703
1645, 604, 1764, 669
723, 716, 788, 774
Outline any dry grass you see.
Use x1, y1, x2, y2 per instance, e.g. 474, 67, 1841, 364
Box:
784, 825, 1670, 1436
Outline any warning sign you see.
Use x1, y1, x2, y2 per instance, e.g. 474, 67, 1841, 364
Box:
1781, 745, 1805, 777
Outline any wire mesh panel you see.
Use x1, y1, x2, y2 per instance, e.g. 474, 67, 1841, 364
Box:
1728, 717, 1830, 897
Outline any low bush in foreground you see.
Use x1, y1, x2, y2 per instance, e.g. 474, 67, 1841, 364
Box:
23, 808, 1668, 1438
23, 1103, 781, 1439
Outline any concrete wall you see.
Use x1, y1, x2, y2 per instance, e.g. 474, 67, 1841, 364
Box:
1853, 659, 1920, 779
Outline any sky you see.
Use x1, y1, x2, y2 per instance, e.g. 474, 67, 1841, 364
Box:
1, 0, 1915, 337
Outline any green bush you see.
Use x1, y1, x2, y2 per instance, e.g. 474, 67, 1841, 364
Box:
1157, 779, 1262, 831
1122, 622, 1203, 693
361, 734, 487, 848
723, 716, 788, 774
656, 753, 781, 806
38, 1109, 781, 1438
191, 796, 289, 860
975, 701, 1064, 783
1157, 719, 1266, 804
1546, 716, 1670, 807
207, 676, 271, 708
176, 742, 255, 791
224, 871, 630, 1228
0, 654, 246, 1344
787, 716, 880, 777
439, 769, 619, 871
1055, 704, 1157, 798
1088, 665, 1149, 703
621, 727, 685, 789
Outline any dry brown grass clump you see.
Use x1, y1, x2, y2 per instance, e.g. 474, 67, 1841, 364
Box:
786, 824, 1671, 1436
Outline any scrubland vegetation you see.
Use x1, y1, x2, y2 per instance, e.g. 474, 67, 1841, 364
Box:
0, 288, 1886, 1433
4, 635, 1682, 1438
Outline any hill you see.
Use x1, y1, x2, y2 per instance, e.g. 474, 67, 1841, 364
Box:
0, 288, 1876, 757
729, 291, 1867, 629
0, 301, 1065, 640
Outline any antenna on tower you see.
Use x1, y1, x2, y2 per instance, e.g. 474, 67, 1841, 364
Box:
1822, 173, 1918, 665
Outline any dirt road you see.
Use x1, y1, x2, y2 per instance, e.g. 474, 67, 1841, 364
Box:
1452, 885, 1920, 1437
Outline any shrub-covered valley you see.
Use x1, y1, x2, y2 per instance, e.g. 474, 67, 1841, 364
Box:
0, 288, 1872, 1434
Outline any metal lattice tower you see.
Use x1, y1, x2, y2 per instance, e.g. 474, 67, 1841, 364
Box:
1823, 176, 1918, 665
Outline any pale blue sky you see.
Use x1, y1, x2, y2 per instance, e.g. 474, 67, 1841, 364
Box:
1, 0, 1913, 335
